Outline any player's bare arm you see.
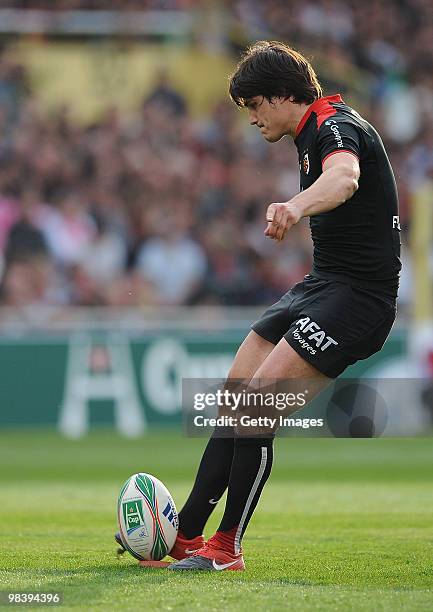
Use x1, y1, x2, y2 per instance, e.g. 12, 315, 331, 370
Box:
265, 152, 360, 241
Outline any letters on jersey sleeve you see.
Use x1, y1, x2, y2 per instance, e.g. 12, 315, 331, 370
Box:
316, 118, 361, 166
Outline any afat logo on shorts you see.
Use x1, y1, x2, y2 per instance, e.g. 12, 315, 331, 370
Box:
302, 152, 310, 174
123, 500, 145, 534
295, 317, 338, 351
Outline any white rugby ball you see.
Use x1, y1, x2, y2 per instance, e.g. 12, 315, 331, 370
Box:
117, 472, 178, 560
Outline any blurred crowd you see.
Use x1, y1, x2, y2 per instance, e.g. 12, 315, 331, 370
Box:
0, 1, 199, 9
0, 0, 432, 309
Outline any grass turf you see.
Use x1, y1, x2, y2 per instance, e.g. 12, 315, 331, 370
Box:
0, 430, 432, 610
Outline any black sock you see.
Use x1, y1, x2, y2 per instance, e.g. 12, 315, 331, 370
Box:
216, 437, 274, 554
178, 431, 235, 539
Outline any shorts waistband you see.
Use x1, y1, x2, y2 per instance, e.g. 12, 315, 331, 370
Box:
307, 271, 398, 300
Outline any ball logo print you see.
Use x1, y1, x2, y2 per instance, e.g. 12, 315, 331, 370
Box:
122, 500, 145, 535
162, 500, 178, 528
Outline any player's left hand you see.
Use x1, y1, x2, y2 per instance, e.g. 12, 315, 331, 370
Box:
265, 202, 301, 241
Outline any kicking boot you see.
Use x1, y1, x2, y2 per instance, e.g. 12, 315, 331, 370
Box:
167, 533, 245, 571
169, 531, 206, 560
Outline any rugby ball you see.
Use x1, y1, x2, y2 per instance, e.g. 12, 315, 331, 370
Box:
117, 473, 178, 560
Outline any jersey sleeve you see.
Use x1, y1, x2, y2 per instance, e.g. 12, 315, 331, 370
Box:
317, 118, 361, 166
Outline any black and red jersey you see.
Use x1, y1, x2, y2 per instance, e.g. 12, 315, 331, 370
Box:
294, 94, 401, 299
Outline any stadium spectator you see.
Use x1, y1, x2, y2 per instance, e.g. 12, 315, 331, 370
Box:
135, 207, 207, 305
145, 68, 187, 117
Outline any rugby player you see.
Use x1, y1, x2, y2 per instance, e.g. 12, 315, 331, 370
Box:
118, 40, 401, 571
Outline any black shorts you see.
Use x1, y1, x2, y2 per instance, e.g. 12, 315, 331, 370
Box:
251, 274, 397, 378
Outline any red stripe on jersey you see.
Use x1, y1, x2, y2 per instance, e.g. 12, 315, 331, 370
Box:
322, 149, 359, 166
295, 94, 343, 138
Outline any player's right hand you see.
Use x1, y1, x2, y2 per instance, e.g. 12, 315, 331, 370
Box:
265, 202, 301, 241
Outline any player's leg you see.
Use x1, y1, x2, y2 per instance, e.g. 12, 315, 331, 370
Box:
169, 277, 397, 570
171, 331, 275, 559
169, 340, 329, 570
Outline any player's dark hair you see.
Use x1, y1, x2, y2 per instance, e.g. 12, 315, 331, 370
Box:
229, 41, 322, 107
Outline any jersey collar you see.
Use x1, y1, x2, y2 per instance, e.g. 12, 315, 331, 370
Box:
295, 94, 343, 139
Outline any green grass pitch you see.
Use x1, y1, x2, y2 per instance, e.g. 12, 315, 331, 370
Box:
1, 430, 433, 611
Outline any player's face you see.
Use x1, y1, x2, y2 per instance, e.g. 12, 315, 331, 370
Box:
245, 96, 291, 142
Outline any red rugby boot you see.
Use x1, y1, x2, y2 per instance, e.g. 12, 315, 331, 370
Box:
169, 531, 206, 560
167, 531, 245, 571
